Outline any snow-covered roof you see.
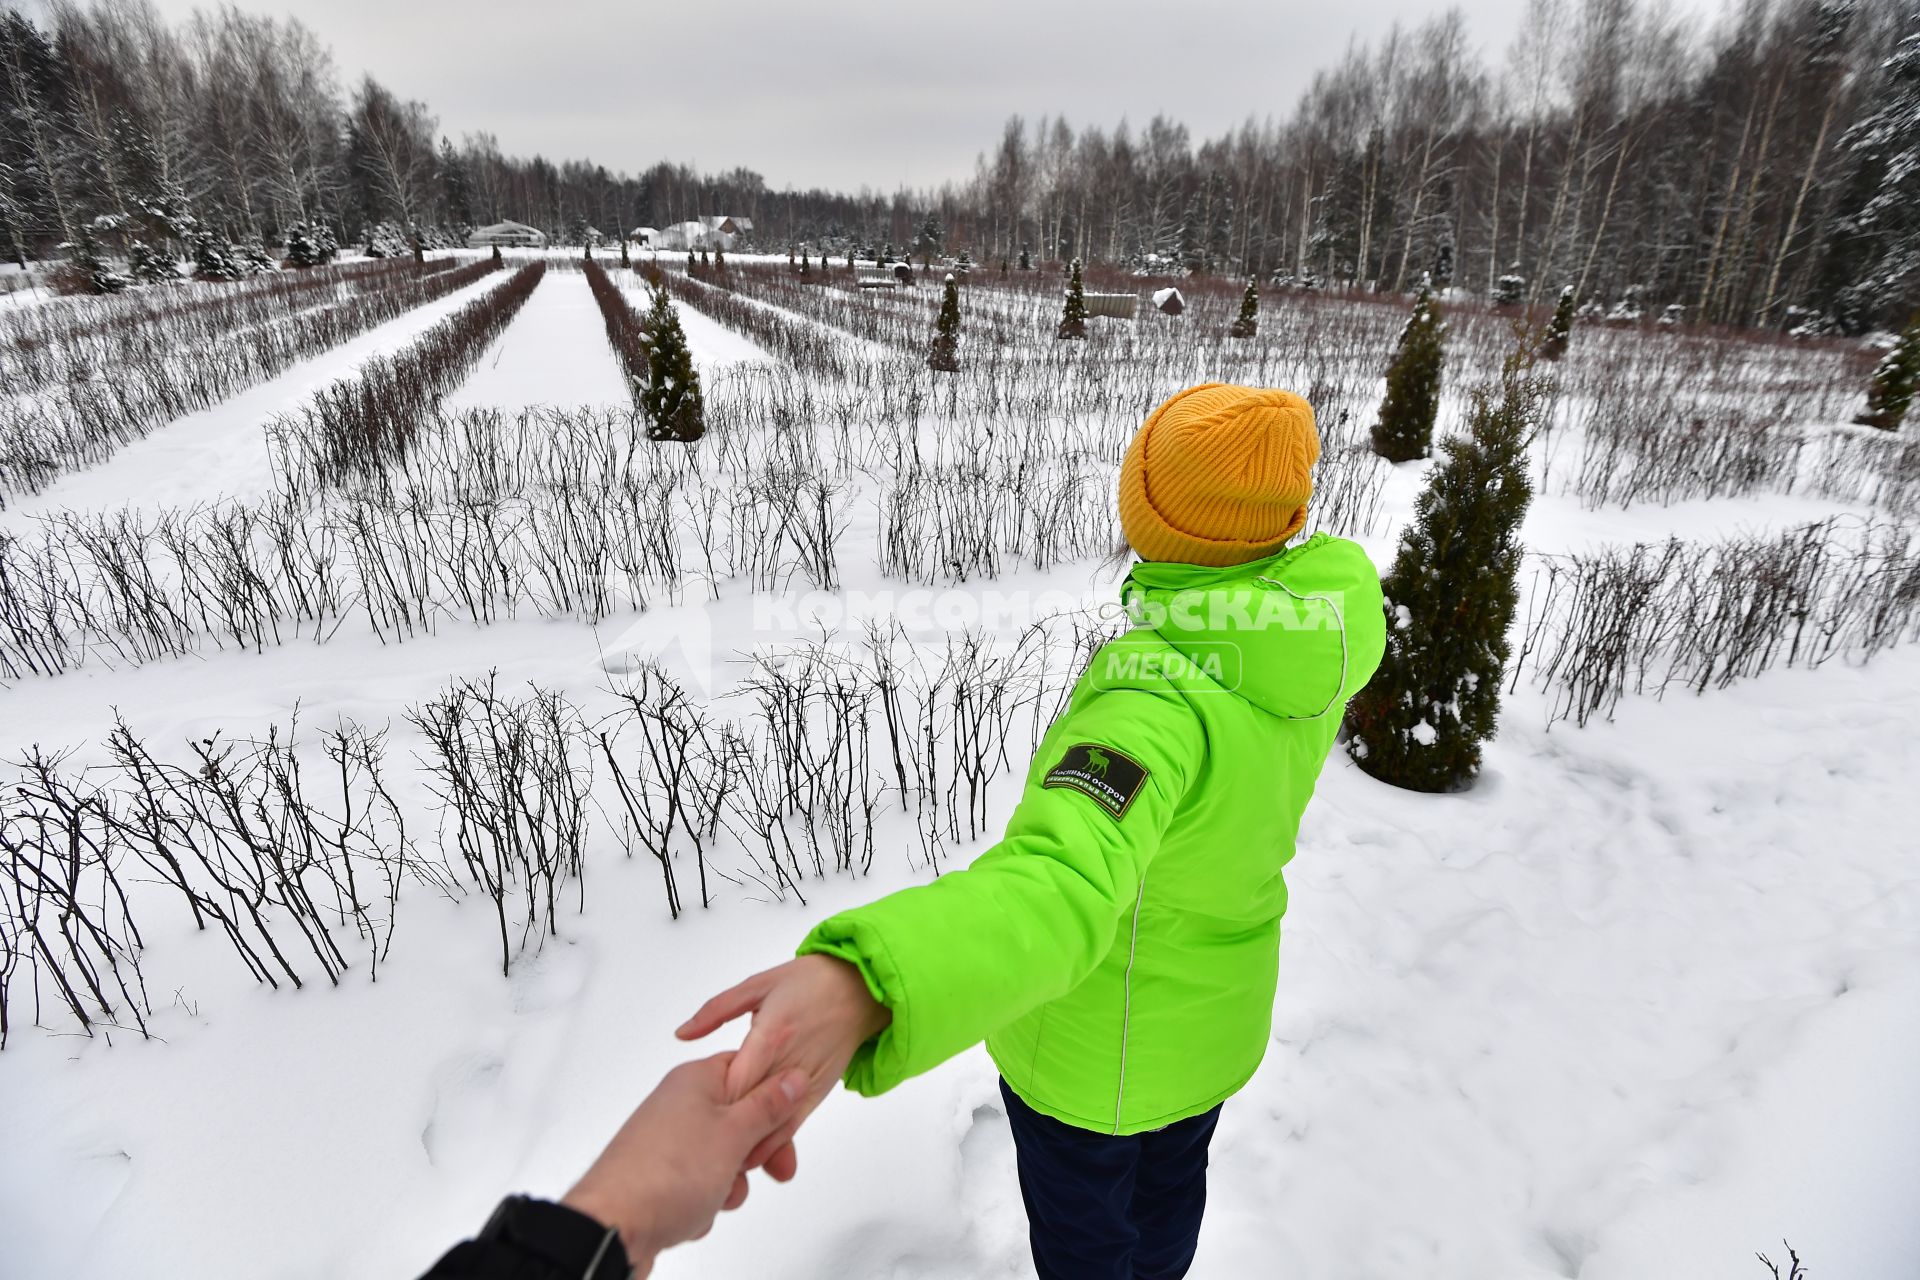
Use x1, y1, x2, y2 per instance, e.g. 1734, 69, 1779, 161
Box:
475, 220, 541, 236
630, 226, 659, 237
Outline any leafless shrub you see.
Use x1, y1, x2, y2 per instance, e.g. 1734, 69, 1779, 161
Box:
408, 672, 593, 976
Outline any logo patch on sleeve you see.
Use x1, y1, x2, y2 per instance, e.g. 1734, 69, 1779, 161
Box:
1043, 743, 1150, 819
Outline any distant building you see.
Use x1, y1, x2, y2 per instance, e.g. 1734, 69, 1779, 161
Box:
646, 216, 756, 253
467, 220, 547, 249
629, 226, 660, 247
700, 215, 754, 242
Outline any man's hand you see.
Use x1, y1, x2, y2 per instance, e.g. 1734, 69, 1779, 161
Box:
560, 1052, 808, 1276
676, 954, 891, 1173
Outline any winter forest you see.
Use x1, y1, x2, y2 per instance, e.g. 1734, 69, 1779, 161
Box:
3, 0, 1918, 331
3, 0, 1920, 1277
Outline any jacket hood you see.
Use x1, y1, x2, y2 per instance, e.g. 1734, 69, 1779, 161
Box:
1119, 533, 1386, 719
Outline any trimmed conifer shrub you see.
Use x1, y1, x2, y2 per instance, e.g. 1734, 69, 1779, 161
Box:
1855, 316, 1920, 431
491, 244, 503, 265
192, 232, 244, 281
127, 240, 177, 284
1346, 349, 1549, 793
285, 221, 337, 268
800, 249, 811, 277
641, 281, 705, 442
713, 246, 725, 272
929, 272, 962, 372
620, 238, 631, 268
1057, 258, 1088, 339
1371, 278, 1446, 461
1539, 285, 1575, 361
1229, 278, 1259, 338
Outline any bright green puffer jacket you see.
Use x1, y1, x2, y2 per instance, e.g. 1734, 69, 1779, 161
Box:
797, 532, 1386, 1134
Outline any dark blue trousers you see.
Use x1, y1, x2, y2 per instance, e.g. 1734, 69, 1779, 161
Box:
999, 1077, 1222, 1280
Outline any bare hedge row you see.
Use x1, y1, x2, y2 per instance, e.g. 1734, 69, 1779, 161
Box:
0, 617, 1110, 1044
0, 256, 502, 505
1516, 517, 1920, 726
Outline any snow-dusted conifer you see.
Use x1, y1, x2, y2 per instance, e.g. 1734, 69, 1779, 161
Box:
286, 221, 337, 268
191, 232, 244, 280
1346, 349, 1548, 792
1371, 276, 1445, 461
642, 282, 705, 442
1057, 258, 1088, 339
929, 272, 961, 372
1539, 285, 1575, 361
127, 239, 176, 284
1229, 278, 1259, 338
1855, 315, 1920, 431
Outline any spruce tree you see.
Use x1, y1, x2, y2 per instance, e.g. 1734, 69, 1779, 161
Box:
642, 282, 705, 442
1856, 315, 1920, 431
1057, 258, 1088, 339
1371, 278, 1446, 461
1229, 278, 1259, 338
1019, 245, 1032, 271
127, 240, 176, 284
929, 272, 962, 372
1346, 350, 1548, 793
191, 232, 243, 281
1539, 285, 1575, 361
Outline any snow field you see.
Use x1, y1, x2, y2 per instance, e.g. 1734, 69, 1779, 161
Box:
0, 268, 1916, 1279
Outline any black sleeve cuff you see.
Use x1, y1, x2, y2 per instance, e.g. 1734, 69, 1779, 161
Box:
418, 1195, 631, 1279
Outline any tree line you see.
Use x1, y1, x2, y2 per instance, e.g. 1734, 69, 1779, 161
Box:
3, 0, 1916, 332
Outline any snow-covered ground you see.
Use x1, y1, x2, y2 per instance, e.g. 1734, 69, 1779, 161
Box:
0, 275, 1914, 1280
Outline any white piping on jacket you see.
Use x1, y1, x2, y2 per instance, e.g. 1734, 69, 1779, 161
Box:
1253, 575, 1350, 719
1113, 873, 1148, 1134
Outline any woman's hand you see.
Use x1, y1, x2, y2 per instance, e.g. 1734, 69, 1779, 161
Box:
560, 1052, 808, 1276
676, 954, 892, 1172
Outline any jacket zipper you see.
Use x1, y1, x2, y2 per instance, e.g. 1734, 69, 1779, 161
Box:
1113, 874, 1147, 1134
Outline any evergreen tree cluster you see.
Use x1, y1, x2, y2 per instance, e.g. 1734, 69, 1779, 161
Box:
285, 221, 338, 268
1855, 315, 1920, 431
1372, 279, 1446, 461
1346, 350, 1551, 793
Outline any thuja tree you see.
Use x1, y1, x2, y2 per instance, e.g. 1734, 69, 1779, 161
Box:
1855, 315, 1920, 431
1371, 277, 1446, 461
620, 237, 631, 268
1058, 258, 1088, 339
642, 282, 705, 442
1229, 278, 1259, 338
929, 272, 962, 371
1346, 350, 1549, 793
1539, 285, 1575, 361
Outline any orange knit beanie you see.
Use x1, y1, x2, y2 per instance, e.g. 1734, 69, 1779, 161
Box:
1117, 383, 1320, 566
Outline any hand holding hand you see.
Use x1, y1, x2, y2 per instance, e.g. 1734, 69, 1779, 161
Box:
561, 1052, 808, 1276
676, 954, 891, 1173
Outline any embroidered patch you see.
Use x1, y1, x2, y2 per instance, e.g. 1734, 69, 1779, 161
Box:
1043, 742, 1150, 820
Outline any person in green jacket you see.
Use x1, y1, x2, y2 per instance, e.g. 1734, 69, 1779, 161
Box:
679, 383, 1386, 1278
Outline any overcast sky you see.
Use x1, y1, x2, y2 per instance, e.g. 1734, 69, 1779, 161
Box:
129, 0, 1728, 193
